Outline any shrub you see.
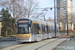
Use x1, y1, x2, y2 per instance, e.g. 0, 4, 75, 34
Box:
1, 31, 5, 36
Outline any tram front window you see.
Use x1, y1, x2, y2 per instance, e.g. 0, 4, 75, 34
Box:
17, 24, 30, 34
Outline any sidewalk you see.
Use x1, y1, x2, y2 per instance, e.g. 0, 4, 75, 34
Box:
55, 40, 75, 50
58, 36, 70, 38
58, 33, 74, 38
59, 33, 74, 36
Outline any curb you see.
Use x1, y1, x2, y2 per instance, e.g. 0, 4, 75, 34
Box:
0, 37, 16, 42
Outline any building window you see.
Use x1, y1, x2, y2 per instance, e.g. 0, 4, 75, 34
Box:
70, 0, 72, 1
63, 2, 66, 5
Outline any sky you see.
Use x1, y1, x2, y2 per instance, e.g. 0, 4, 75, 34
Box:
36, 0, 75, 20
35, 0, 54, 20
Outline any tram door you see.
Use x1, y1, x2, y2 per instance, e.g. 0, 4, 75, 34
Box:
42, 25, 47, 39
48, 26, 52, 38
45, 25, 48, 39
33, 23, 41, 41
52, 26, 55, 37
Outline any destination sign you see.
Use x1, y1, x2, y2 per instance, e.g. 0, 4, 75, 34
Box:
19, 21, 28, 23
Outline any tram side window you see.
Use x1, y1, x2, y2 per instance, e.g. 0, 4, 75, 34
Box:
42, 25, 45, 34
37, 24, 41, 34
33, 24, 37, 35
51, 26, 53, 33
49, 26, 51, 33
45, 25, 47, 34
48, 26, 50, 33
46, 25, 48, 34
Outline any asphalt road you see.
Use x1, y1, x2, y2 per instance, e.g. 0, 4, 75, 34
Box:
0, 41, 18, 48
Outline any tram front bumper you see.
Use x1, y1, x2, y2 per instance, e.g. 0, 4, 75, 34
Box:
16, 37, 32, 43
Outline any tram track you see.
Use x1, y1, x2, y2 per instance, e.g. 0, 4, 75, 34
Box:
0, 38, 67, 50
0, 44, 19, 49
10, 39, 51, 50
35, 38, 67, 50
11, 42, 35, 50
10, 38, 59, 50
0, 42, 35, 50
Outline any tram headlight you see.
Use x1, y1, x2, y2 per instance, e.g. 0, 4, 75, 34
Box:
30, 35, 31, 37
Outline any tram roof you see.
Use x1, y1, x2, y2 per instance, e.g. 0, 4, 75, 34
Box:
18, 18, 55, 25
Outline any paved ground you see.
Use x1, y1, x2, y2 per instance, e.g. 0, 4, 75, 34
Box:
0, 41, 18, 48
0, 38, 67, 50
55, 40, 75, 50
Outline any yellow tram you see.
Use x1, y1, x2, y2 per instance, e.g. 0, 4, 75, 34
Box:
15, 18, 59, 43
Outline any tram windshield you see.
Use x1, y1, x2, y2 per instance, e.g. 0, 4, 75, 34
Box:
17, 24, 29, 34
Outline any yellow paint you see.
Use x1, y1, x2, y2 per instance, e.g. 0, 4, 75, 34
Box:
46, 24, 48, 25
17, 33, 32, 38
41, 23, 45, 25
47, 24, 51, 26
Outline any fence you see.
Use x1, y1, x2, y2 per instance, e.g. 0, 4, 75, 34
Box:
0, 36, 16, 42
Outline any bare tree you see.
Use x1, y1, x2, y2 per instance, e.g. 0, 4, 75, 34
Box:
0, 0, 27, 20
0, 0, 44, 19
25, 0, 39, 18
36, 13, 44, 18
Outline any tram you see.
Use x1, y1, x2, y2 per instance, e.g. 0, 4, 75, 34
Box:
15, 18, 59, 43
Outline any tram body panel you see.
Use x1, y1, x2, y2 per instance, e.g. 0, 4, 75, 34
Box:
17, 37, 32, 42
16, 34, 32, 38
35, 34, 42, 41
48, 33, 52, 38
52, 33, 55, 37
16, 34, 34, 42
42, 33, 48, 39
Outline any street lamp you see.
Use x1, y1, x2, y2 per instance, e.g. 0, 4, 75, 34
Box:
66, 11, 68, 35
54, 0, 57, 38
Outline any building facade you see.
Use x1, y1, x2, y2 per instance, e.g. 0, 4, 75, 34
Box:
57, 0, 73, 31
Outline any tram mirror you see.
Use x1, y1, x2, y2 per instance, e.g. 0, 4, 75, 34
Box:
29, 24, 31, 27
28, 25, 31, 33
